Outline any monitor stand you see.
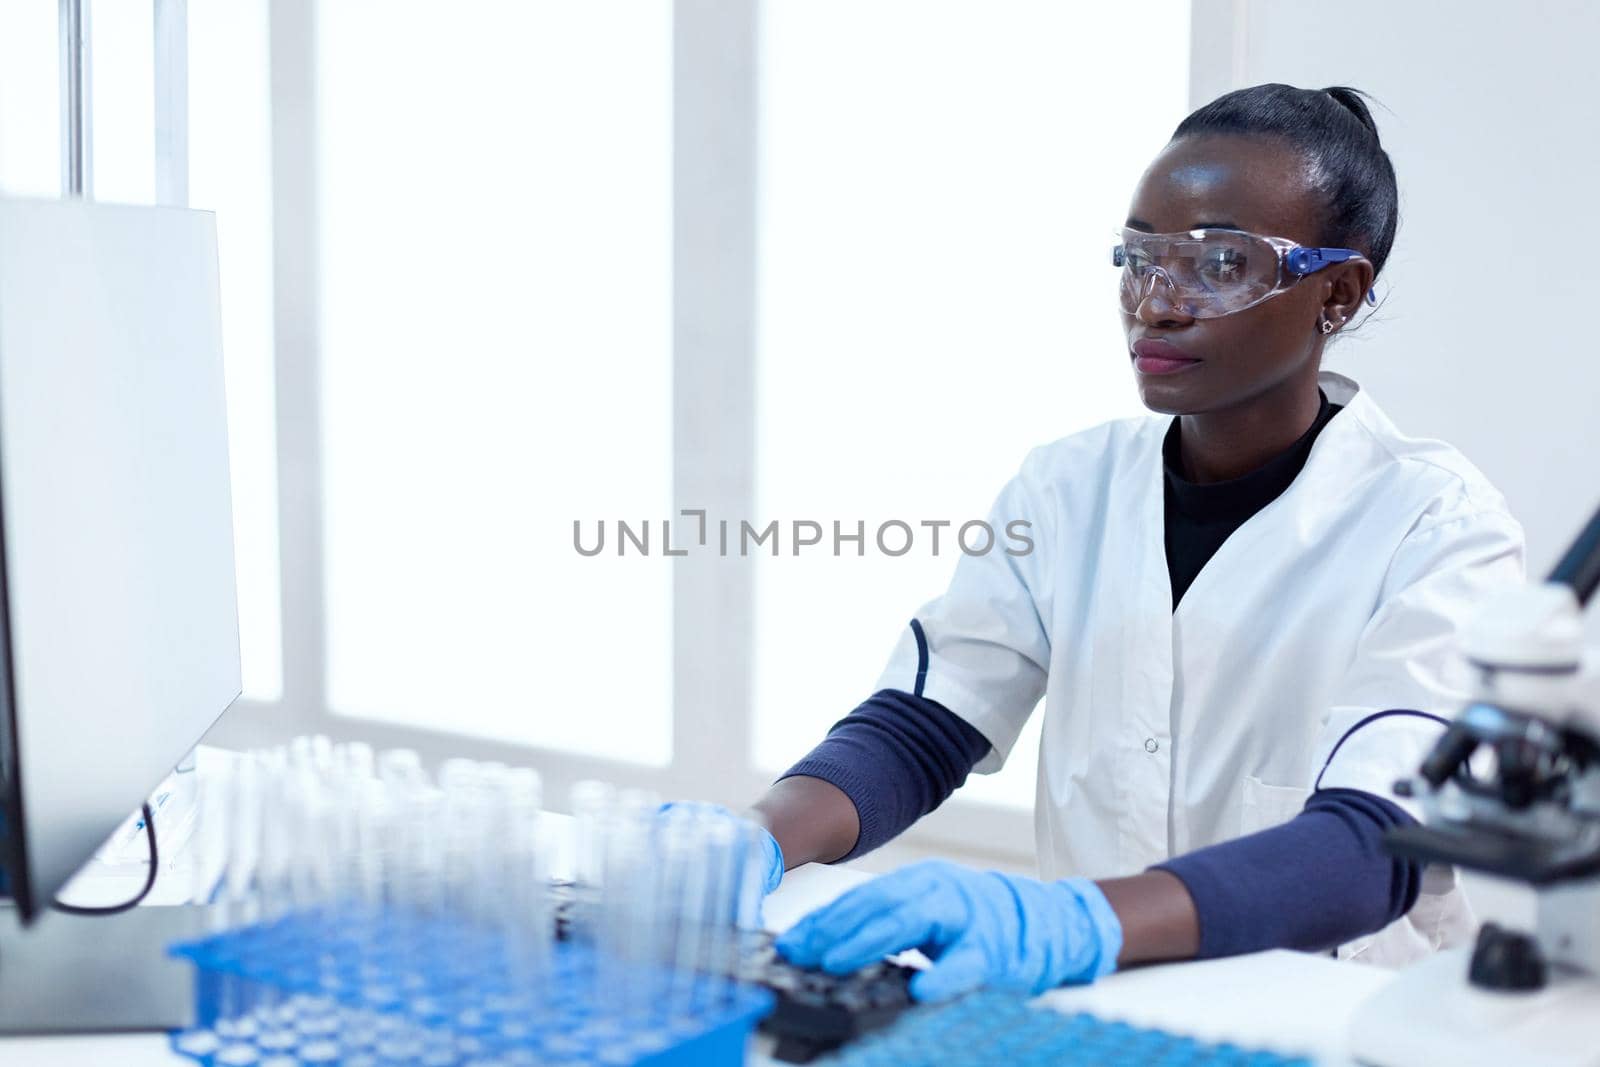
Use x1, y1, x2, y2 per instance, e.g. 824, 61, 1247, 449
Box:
0, 902, 202, 1033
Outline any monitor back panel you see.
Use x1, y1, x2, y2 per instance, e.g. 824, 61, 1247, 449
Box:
0, 198, 242, 918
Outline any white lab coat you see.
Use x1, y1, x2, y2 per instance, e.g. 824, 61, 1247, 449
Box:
875, 371, 1525, 965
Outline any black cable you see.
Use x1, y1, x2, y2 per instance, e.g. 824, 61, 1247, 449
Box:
50, 802, 158, 916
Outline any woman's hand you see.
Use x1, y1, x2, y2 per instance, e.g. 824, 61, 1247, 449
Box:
774, 859, 1122, 1002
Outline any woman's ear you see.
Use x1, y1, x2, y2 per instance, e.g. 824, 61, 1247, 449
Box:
1321, 258, 1376, 333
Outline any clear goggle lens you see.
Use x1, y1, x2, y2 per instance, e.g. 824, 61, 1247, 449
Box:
1113, 228, 1288, 319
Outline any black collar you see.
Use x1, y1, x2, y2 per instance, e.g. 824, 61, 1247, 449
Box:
1162, 390, 1340, 523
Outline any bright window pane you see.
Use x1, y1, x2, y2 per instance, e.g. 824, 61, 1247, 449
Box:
0, 3, 58, 197
190, 0, 283, 701
317, 2, 673, 764
754, 2, 1190, 809
92, 0, 156, 205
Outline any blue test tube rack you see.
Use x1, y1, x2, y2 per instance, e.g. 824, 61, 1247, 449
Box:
166, 907, 774, 1067
816, 990, 1313, 1067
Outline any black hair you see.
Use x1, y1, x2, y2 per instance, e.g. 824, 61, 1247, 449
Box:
1172, 84, 1398, 278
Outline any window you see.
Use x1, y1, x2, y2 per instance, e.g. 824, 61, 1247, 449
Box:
315, 2, 674, 764
92, 0, 156, 205
0, 1, 58, 197
4, 4, 1215, 859
753, 2, 1190, 807
190, 0, 284, 700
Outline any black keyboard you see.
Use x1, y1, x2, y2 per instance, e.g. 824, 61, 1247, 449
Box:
734, 931, 917, 1063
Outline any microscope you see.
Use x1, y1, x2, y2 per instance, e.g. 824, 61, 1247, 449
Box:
1350, 505, 1600, 1066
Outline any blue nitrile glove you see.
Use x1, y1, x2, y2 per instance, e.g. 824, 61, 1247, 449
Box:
774, 859, 1121, 1002
658, 801, 785, 895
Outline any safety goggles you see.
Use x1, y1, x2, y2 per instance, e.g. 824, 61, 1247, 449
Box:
1112, 228, 1376, 319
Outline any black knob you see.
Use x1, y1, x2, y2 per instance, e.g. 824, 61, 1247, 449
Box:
1468, 923, 1547, 992
1420, 723, 1478, 787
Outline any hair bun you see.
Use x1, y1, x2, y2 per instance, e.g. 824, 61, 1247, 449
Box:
1322, 86, 1380, 138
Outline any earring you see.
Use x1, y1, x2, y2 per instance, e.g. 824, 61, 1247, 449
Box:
1320, 317, 1336, 336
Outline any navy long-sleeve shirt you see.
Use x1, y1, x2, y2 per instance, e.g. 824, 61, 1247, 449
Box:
780, 691, 1421, 956
779, 392, 1427, 957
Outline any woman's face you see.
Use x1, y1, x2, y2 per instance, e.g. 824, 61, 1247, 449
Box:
1119, 134, 1368, 416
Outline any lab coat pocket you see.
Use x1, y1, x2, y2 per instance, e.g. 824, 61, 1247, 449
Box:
1239, 775, 1311, 836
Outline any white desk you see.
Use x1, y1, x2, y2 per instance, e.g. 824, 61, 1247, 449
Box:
2, 759, 1396, 1065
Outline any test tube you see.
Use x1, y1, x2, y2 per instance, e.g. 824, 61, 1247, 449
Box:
439, 760, 487, 925
656, 806, 713, 1030
734, 819, 767, 935
326, 742, 374, 911
294, 779, 346, 1047
378, 764, 446, 1064
494, 772, 551, 1028
251, 750, 300, 1057
489, 767, 545, 935
368, 772, 423, 1062
351, 777, 389, 916
570, 780, 617, 894
595, 789, 663, 1032
696, 811, 741, 1009
172, 755, 243, 1062
339, 776, 391, 1063
209, 753, 265, 1058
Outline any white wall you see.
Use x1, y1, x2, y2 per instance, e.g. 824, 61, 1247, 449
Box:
1191, 0, 1600, 931
1195, 0, 1600, 588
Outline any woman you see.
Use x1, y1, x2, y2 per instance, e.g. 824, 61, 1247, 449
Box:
742, 84, 1524, 1001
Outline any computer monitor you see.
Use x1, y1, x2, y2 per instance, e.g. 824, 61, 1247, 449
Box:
0, 196, 242, 922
